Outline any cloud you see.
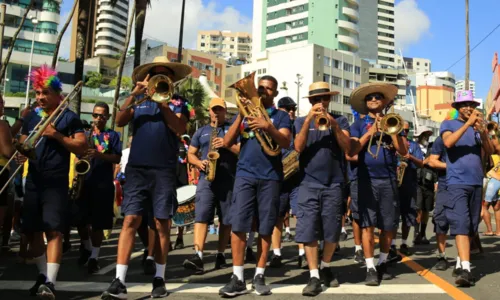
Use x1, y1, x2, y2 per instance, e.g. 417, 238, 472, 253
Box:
395, 0, 431, 50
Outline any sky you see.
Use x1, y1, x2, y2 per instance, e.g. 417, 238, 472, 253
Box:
59, 0, 500, 100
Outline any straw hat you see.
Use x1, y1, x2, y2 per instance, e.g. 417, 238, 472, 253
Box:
132, 56, 192, 83
349, 82, 398, 114
414, 126, 433, 137
303, 82, 339, 98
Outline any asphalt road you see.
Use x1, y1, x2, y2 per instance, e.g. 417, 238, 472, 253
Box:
1, 217, 499, 300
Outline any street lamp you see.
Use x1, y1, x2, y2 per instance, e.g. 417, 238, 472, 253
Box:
24, 16, 38, 107
294, 73, 303, 116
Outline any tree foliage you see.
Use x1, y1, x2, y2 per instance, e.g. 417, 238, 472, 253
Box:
84, 71, 103, 88
177, 77, 209, 135
109, 76, 133, 91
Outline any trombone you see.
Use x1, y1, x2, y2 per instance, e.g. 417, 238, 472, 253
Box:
367, 112, 404, 159
0, 81, 83, 195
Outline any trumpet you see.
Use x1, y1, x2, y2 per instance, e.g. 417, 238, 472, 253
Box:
315, 111, 330, 131
229, 72, 281, 156
367, 113, 404, 159
0, 81, 83, 195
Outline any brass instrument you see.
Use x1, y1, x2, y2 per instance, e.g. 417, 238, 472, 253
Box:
0, 81, 83, 195
69, 126, 93, 201
205, 119, 220, 182
397, 154, 408, 187
229, 72, 281, 156
283, 150, 299, 180
367, 113, 404, 159
315, 111, 330, 131
487, 121, 498, 136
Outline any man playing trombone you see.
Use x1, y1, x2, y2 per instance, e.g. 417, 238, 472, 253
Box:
348, 83, 407, 286
19, 66, 87, 299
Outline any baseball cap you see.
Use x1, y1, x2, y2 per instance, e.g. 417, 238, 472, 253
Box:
278, 96, 296, 108
209, 97, 226, 109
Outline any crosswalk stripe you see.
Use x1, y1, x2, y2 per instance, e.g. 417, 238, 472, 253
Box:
0, 281, 445, 294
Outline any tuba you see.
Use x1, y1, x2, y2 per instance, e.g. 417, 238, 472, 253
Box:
205, 119, 220, 182
282, 150, 299, 180
367, 112, 404, 159
229, 72, 281, 156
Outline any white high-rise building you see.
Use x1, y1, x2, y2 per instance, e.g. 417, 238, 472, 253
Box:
94, 0, 129, 57
455, 80, 476, 96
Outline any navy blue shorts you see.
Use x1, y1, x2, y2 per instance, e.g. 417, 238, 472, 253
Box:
122, 166, 177, 220
433, 186, 449, 235
350, 180, 359, 220
278, 192, 290, 218
290, 186, 299, 216
357, 178, 399, 231
444, 185, 482, 236
395, 183, 418, 228
195, 177, 233, 225
279, 180, 299, 217
295, 182, 344, 244
74, 181, 115, 230
22, 176, 69, 233
230, 177, 280, 236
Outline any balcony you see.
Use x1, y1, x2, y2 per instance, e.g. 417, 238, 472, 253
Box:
345, 0, 359, 7
338, 20, 359, 34
342, 7, 359, 21
338, 34, 359, 49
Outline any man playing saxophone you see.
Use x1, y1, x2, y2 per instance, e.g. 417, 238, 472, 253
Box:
221, 75, 291, 297
75, 102, 122, 274
183, 97, 240, 273
19, 66, 87, 299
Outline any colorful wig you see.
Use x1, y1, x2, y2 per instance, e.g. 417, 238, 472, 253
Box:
28, 65, 62, 93
446, 108, 459, 120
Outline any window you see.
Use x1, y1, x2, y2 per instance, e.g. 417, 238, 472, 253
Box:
332, 94, 340, 103
333, 59, 341, 69
331, 76, 341, 86
258, 69, 262, 75
343, 96, 350, 104
355, 66, 361, 74
263, 68, 267, 74
324, 56, 331, 66
200, 43, 205, 47
344, 79, 352, 89
201, 35, 205, 39
323, 73, 330, 83
244, 71, 250, 77
215, 68, 221, 76
343, 63, 353, 72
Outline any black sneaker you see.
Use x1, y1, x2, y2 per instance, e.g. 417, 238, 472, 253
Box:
413, 235, 423, 245
174, 238, 184, 250
354, 250, 364, 264
252, 274, 272, 295
376, 263, 393, 280
283, 232, 292, 242
37, 282, 55, 300
141, 249, 148, 265
144, 259, 156, 275
183, 254, 204, 273
452, 266, 461, 277
101, 278, 127, 299
420, 236, 430, 245
245, 247, 255, 263
365, 268, 379, 286
435, 257, 448, 271
455, 269, 475, 287
298, 254, 307, 269
269, 254, 282, 268
340, 232, 348, 241
320, 267, 339, 287
151, 277, 168, 298
302, 277, 322, 296
387, 247, 402, 263
399, 244, 411, 256
88, 258, 101, 274
78, 249, 91, 266
215, 253, 227, 270
29, 274, 47, 296
219, 274, 247, 297
62, 241, 71, 254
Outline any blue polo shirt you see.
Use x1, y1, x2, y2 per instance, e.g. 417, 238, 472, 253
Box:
191, 122, 238, 181
430, 136, 447, 188
235, 110, 291, 181
348, 161, 358, 181
350, 116, 399, 179
440, 119, 482, 186
128, 99, 189, 169
295, 114, 350, 185
22, 109, 84, 180
403, 140, 424, 180
85, 129, 122, 185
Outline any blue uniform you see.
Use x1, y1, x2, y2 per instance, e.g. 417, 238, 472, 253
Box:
294, 114, 349, 243
350, 116, 399, 230
430, 136, 449, 234
279, 124, 300, 217
22, 109, 84, 233
230, 109, 291, 235
191, 122, 237, 225
440, 120, 482, 236
122, 99, 189, 221
76, 129, 122, 229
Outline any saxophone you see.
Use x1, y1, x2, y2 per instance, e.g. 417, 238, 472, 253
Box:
397, 153, 408, 187
282, 150, 299, 180
205, 119, 220, 182
69, 128, 93, 201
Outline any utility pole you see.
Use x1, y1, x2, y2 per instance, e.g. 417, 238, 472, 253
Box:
295, 74, 302, 116
0, 4, 6, 93
465, 0, 470, 90
177, 0, 186, 63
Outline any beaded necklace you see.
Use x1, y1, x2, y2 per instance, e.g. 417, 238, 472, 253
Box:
35, 107, 48, 119
92, 129, 110, 153
239, 105, 277, 139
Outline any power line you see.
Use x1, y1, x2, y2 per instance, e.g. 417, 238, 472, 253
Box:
445, 22, 500, 71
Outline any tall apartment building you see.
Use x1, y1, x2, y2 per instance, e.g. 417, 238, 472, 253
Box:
395, 56, 431, 73
252, 0, 360, 56
70, 0, 129, 61
1, 0, 61, 93
358, 0, 396, 68
455, 80, 476, 96
196, 30, 252, 60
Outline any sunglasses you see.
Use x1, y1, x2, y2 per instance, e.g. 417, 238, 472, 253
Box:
92, 113, 108, 119
456, 102, 478, 109
284, 106, 296, 112
403, 129, 410, 133
365, 93, 384, 101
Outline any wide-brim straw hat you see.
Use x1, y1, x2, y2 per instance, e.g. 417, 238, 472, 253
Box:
132, 56, 192, 83
414, 126, 433, 137
349, 82, 398, 114
303, 82, 339, 98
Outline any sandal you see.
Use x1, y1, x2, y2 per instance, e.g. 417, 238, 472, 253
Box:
483, 232, 495, 236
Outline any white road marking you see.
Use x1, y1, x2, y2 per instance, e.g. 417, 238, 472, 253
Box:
95, 250, 144, 275
0, 281, 446, 294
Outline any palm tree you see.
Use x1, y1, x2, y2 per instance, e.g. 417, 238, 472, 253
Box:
177, 78, 209, 135
52, 0, 79, 68
0, 0, 36, 83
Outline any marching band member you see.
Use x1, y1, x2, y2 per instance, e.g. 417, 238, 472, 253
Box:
0, 95, 15, 239
183, 97, 240, 273
439, 90, 493, 287
101, 56, 191, 299
220, 75, 291, 296
294, 82, 350, 296
348, 83, 407, 286
76, 102, 122, 274
20, 66, 87, 298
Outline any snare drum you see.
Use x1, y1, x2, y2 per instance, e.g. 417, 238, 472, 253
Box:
172, 185, 197, 227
